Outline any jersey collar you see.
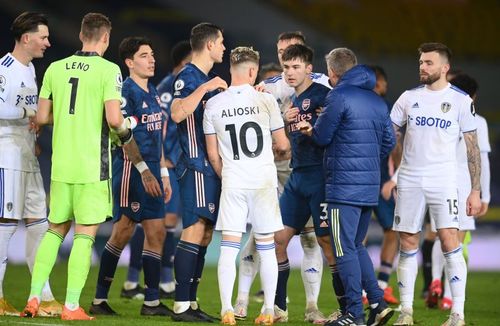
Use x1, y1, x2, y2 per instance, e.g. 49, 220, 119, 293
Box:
74, 51, 99, 57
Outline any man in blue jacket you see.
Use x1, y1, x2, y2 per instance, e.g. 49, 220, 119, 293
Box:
298, 48, 395, 326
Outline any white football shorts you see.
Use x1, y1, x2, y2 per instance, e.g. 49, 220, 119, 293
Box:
393, 186, 459, 233
216, 187, 284, 234
0, 168, 47, 220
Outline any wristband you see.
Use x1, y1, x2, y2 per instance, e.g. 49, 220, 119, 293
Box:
161, 167, 169, 177
135, 161, 149, 174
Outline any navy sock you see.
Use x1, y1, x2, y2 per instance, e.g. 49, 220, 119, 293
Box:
161, 229, 176, 284
422, 239, 434, 292
377, 260, 393, 284
95, 242, 123, 299
330, 264, 346, 314
189, 245, 206, 301
274, 259, 290, 311
142, 249, 162, 301
127, 225, 144, 283
174, 240, 199, 301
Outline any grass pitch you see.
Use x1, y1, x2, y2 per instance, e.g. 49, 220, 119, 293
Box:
1, 263, 499, 325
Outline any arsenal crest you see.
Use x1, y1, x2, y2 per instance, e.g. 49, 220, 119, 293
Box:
302, 99, 311, 111
441, 102, 451, 113
131, 202, 140, 212
208, 203, 216, 214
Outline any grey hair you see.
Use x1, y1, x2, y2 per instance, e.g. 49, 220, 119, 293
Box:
325, 48, 357, 77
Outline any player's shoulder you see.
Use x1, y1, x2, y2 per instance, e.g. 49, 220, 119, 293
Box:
449, 84, 469, 97
0, 53, 15, 71
311, 81, 331, 94
310, 72, 331, 88
263, 74, 283, 85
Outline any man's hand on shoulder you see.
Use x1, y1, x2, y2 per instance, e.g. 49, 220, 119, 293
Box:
204, 77, 228, 93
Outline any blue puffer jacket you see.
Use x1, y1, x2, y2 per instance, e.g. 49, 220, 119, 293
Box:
311, 65, 395, 206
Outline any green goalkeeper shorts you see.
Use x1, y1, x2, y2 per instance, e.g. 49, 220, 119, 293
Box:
48, 179, 112, 225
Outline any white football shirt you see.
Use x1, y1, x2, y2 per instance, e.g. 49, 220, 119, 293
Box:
456, 114, 490, 193
0, 53, 39, 172
203, 84, 284, 189
261, 72, 331, 113
391, 83, 476, 187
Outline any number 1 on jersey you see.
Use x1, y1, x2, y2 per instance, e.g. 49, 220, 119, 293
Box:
68, 77, 79, 114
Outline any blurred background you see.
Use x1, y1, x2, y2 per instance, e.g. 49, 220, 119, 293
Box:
1, 0, 499, 270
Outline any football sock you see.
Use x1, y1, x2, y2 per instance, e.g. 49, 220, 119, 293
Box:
95, 242, 123, 299
431, 238, 445, 281
66, 234, 94, 308
444, 246, 467, 319
397, 249, 419, 310
127, 225, 144, 283
421, 239, 434, 292
0, 222, 17, 298
143, 249, 162, 303
29, 229, 64, 301
377, 261, 393, 289
236, 232, 259, 303
189, 245, 207, 302
330, 264, 346, 314
275, 259, 290, 311
161, 228, 176, 284
173, 240, 198, 313
256, 239, 278, 312
218, 240, 240, 314
300, 231, 322, 309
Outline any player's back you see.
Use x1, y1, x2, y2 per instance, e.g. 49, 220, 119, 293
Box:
204, 84, 283, 189
40, 51, 122, 184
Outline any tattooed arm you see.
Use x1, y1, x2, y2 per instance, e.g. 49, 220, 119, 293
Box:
463, 130, 481, 216
123, 139, 162, 197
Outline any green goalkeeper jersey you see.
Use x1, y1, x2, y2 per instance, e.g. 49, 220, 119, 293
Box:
39, 51, 122, 183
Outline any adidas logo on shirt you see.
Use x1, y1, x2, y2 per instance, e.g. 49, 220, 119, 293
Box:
142, 101, 148, 108
412, 102, 419, 108
20, 82, 25, 88
450, 276, 461, 283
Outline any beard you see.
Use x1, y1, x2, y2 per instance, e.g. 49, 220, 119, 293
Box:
420, 71, 440, 85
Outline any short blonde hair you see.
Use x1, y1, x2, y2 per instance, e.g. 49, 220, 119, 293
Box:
230, 46, 260, 66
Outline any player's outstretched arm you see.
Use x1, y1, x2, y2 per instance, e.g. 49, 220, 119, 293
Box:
464, 130, 481, 216
271, 128, 290, 158
171, 77, 228, 123
35, 98, 53, 125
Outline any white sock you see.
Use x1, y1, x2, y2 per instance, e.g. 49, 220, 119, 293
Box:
443, 265, 452, 298
256, 238, 278, 312
236, 232, 259, 303
0, 222, 18, 298
25, 219, 55, 301
173, 301, 190, 314
144, 299, 160, 307
25, 219, 48, 273
300, 231, 322, 309
431, 238, 445, 281
123, 281, 138, 290
64, 302, 79, 311
218, 240, 240, 315
160, 281, 175, 293
444, 246, 467, 319
397, 249, 419, 310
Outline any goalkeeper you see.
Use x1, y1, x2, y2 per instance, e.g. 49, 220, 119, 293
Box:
21, 13, 161, 321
